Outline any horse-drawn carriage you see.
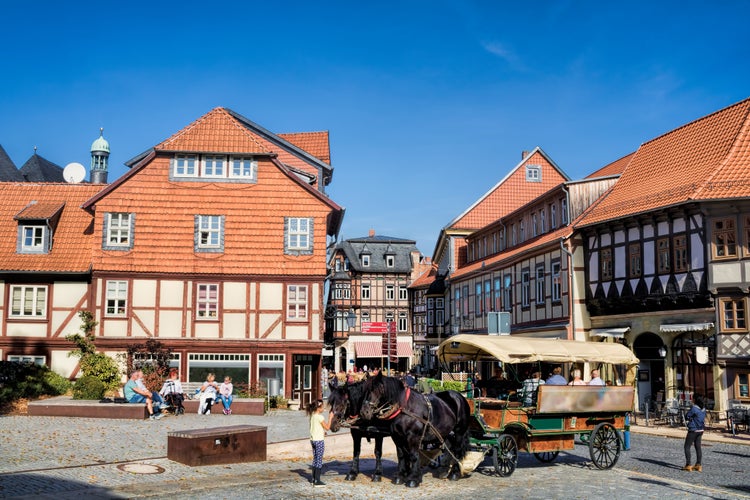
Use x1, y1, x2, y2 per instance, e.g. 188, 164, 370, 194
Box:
437, 334, 640, 476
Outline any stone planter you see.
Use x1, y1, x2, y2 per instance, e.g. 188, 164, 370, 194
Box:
287, 400, 300, 411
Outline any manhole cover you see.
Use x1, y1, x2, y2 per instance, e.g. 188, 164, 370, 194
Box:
117, 463, 165, 474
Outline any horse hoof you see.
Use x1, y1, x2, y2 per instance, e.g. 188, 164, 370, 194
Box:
448, 472, 460, 481
372, 475, 382, 482
406, 480, 420, 488
393, 477, 404, 485
345, 473, 357, 481
437, 470, 450, 479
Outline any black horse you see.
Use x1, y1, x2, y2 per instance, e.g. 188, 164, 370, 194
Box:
327, 379, 391, 482
360, 372, 471, 488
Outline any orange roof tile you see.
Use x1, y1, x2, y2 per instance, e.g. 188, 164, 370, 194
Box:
585, 152, 634, 179
279, 132, 331, 164
409, 266, 437, 288
578, 97, 750, 227
155, 108, 271, 154
0, 183, 102, 273
14, 201, 65, 220
448, 148, 569, 230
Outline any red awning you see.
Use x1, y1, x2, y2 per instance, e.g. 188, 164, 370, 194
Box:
354, 341, 413, 358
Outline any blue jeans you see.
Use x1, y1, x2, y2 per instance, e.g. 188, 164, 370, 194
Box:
217, 394, 233, 409
130, 391, 166, 408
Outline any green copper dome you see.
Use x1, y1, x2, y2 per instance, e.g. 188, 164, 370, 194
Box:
91, 128, 110, 153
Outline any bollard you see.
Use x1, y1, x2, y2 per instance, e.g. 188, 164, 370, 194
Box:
624, 412, 631, 450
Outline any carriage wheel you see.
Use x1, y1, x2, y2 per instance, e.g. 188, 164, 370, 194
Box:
589, 423, 621, 470
533, 451, 559, 463
492, 434, 518, 477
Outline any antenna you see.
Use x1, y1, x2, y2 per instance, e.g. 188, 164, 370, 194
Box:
63, 162, 86, 184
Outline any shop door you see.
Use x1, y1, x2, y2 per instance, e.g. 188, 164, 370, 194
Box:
293, 355, 314, 405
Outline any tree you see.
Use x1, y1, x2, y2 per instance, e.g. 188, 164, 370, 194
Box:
66, 311, 121, 392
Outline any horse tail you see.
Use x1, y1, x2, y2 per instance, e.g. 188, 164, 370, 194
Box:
453, 392, 471, 461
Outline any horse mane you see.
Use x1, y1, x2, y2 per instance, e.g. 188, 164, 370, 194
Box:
367, 374, 406, 405
328, 379, 368, 418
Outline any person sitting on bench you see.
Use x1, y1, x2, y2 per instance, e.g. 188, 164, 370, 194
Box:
124, 369, 167, 420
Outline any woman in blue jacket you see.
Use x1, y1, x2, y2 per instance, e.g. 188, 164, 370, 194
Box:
683, 395, 706, 472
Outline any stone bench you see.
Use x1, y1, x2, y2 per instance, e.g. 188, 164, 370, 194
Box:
28, 397, 148, 419
181, 397, 265, 415
167, 425, 267, 466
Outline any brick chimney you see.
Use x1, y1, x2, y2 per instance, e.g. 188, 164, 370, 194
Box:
522, 150, 530, 160
369, 228, 375, 237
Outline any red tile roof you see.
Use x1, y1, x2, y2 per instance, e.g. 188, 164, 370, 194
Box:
448, 148, 569, 230
578, 97, 750, 227
0, 183, 102, 273
279, 132, 331, 164
409, 265, 437, 288
585, 152, 634, 179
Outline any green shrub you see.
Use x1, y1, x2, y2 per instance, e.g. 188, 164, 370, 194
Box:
426, 378, 467, 393
43, 370, 72, 395
0, 362, 73, 408
72, 375, 106, 400
80, 353, 121, 392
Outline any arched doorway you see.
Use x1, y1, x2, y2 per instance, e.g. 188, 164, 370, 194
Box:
337, 347, 347, 374
633, 332, 666, 410
672, 333, 715, 407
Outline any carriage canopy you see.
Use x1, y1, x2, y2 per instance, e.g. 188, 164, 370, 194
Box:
437, 334, 639, 368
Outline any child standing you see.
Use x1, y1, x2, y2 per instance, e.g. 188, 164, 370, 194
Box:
683, 395, 707, 472
218, 376, 234, 415
307, 399, 333, 487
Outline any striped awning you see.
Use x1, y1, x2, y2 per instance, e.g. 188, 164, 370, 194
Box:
354, 341, 414, 358
590, 327, 630, 339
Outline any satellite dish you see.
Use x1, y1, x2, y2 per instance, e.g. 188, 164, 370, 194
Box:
63, 162, 86, 184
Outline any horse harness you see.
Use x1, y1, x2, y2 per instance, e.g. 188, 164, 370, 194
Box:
375, 388, 462, 466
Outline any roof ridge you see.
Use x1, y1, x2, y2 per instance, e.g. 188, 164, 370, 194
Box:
693, 102, 750, 198
640, 97, 750, 149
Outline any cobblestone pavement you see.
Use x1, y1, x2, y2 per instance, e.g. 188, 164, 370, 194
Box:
1, 411, 748, 499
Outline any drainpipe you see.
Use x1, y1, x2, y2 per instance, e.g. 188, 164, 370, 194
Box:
560, 238, 575, 340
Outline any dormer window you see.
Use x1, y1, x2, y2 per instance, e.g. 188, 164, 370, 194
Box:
386, 255, 395, 267
362, 254, 370, 267
526, 164, 542, 182
20, 225, 47, 253
172, 154, 258, 182
15, 202, 64, 255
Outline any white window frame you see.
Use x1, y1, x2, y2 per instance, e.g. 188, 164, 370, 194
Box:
361, 284, 371, 300
230, 156, 257, 180
287, 285, 308, 321
7, 355, 46, 365
561, 198, 569, 225
106, 213, 132, 247
258, 353, 285, 396
398, 312, 408, 332
551, 204, 557, 229
105, 280, 128, 317
21, 225, 46, 252
551, 261, 561, 302
9, 285, 47, 318
535, 266, 545, 304
521, 270, 530, 307
286, 218, 311, 251
399, 285, 408, 301
540, 209, 546, 233
362, 254, 370, 267
196, 283, 219, 319
386, 284, 395, 300
526, 164, 541, 182
174, 154, 198, 177
202, 155, 226, 177
386, 255, 395, 267
197, 215, 222, 249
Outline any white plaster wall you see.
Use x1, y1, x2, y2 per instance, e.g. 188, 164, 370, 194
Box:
286, 324, 308, 340
712, 261, 743, 284
6, 323, 47, 337
160, 281, 186, 308
259, 313, 282, 339
132, 280, 157, 307
53, 282, 88, 308
223, 314, 247, 339
673, 217, 686, 232
50, 350, 79, 378
159, 310, 184, 337
101, 320, 128, 337
194, 322, 220, 338
224, 282, 247, 309
259, 283, 283, 310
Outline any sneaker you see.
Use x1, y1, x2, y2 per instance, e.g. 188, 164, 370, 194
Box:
227, 408, 232, 415
150, 413, 163, 420
682, 465, 693, 471
693, 465, 702, 472
223, 408, 228, 415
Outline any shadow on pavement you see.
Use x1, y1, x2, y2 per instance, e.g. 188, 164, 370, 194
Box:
631, 457, 683, 470
0, 473, 126, 499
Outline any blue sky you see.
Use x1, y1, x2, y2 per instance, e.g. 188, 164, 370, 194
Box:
1, 1, 749, 256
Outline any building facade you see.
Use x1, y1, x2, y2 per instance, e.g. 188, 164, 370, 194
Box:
1, 108, 344, 405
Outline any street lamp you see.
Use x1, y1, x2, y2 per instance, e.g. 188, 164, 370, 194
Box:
658, 346, 667, 358
346, 309, 356, 329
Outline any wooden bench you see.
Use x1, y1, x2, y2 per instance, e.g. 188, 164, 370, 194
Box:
181, 397, 265, 415
28, 397, 148, 419
167, 425, 267, 466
